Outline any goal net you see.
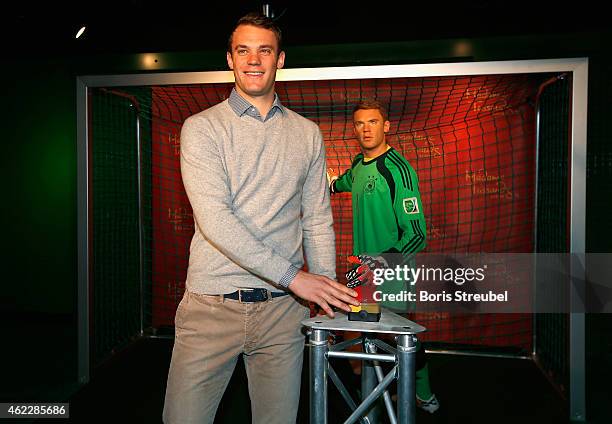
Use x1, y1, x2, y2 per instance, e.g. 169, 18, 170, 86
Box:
89, 72, 568, 374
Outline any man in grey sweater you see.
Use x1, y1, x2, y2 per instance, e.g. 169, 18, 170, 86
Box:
163, 12, 359, 424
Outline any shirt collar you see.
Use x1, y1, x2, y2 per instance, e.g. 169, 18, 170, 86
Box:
228, 88, 284, 119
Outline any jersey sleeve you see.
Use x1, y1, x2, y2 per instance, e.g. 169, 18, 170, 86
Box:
384, 159, 427, 261
331, 154, 362, 193
332, 167, 352, 193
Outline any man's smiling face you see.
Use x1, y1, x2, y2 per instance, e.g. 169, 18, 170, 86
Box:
226, 24, 285, 102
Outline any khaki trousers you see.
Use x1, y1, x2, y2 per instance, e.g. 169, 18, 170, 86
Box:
163, 290, 309, 424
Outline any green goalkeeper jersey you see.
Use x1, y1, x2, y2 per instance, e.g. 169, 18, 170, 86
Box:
333, 147, 427, 261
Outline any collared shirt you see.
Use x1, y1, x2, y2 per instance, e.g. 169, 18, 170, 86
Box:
228, 88, 284, 122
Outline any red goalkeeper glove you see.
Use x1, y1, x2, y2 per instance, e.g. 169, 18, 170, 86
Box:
345, 254, 388, 289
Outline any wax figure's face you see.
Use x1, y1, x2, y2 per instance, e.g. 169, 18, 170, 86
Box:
226, 24, 285, 101
353, 108, 391, 156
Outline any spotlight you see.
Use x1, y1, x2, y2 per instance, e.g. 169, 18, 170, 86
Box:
262, 4, 273, 18
75, 26, 86, 39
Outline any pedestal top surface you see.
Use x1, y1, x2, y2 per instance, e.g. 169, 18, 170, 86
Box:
301, 308, 426, 334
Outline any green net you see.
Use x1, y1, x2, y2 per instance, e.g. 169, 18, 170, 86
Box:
534, 75, 571, 397
91, 89, 145, 365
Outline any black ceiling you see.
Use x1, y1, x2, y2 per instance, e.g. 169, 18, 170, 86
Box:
4, 0, 609, 56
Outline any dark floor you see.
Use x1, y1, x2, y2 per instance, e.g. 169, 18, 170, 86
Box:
0, 312, 78, 404
3, 313, 611, 424
49, 338, 570, 424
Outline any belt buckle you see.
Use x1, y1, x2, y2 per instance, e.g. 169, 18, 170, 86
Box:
238, 289, 256, 303
238, 289, 268, 303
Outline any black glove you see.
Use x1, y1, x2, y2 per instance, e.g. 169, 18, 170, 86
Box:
345, 254, 388, 288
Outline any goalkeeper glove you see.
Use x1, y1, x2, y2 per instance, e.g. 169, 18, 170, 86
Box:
326, 167, 339, 193
345, 254, 388, 288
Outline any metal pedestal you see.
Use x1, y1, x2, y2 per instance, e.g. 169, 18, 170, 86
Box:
302, 308, 425, 424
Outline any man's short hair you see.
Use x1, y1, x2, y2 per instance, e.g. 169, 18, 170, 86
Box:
353, 100, 388, 121
227, 12, 283, 53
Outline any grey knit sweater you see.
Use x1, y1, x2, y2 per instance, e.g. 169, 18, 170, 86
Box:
180, 93, 336, 294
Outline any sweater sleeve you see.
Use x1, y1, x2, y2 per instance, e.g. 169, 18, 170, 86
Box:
300, 129, 337, 279
180, 116, 296, 286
